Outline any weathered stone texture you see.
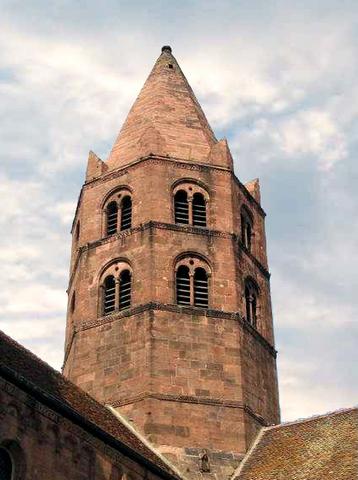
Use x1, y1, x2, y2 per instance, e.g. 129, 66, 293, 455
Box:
64, 47, 280, 479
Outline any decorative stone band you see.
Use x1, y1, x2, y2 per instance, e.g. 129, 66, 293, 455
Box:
109, 392, 268, 427
62, 302, 276, 368
71, 154, 266, 233
67, 221, 270, 292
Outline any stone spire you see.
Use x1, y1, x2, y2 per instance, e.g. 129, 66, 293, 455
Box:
107, 46, 232, 170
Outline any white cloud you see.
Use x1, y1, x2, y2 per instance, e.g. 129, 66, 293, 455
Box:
274, 110, 347, 170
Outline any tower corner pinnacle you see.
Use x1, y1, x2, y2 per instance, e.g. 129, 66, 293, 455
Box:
86, 150, 107, 181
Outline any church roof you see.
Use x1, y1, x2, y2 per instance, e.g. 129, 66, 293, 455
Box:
0, 330, 182, 480
232, 407, 358, 480
107, 46, 219, 169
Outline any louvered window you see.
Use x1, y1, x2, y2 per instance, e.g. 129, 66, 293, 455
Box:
192, 193, 206, 227
103, 275, 116, 315
245, 281, 258, 328
120, 196, 132, 231
176, 265, 191, 305
194, 267, 209, 308
106, 202, 118, 236
174, 190, 189, 225
119, 270, 131, 310
0, 448, 12, 480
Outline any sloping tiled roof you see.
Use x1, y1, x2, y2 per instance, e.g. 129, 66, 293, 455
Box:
233, 407, 358, 480
0, 330, 181, 480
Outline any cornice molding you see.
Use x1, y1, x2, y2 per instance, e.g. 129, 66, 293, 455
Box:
84, 155, 231, 189
63, 302, 276, 359
109, 392, 268, 427
81, 155, 265, 215
67, 221, 270, 292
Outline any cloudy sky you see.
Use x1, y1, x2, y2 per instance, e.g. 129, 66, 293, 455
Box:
1, 0, 357, 422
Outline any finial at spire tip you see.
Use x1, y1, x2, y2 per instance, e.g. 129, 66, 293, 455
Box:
161, 45, 172, 54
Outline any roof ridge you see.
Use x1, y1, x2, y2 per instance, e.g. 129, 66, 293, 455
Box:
107, 406, 187, 480
264, 406, 358, 431
229, 427, 266, 480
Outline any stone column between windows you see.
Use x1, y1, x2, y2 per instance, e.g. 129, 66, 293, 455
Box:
115, 278, 120, 311
117, 202, 122, 232
189, 271, 194, 306
188, 196, 193, 225
99, 284, 104, 317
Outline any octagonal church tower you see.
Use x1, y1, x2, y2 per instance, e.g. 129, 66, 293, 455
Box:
63, 46, 280, 478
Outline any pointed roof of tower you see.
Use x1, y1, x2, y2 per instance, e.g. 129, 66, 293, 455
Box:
107, 46, 231, 169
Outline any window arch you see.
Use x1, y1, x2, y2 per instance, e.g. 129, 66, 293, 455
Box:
173, 182, 209, 227
0, 448, 13, 480
99, 261, 132, 316
103, 189, 133, 237
244, 278, 259, 328
240, 206, 253, 252
175, 256, 210, 308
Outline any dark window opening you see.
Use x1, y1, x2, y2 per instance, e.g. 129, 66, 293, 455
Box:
192, 193, 207, 227
174, 190, 189, 225
103, 275, 116, 315
0, 448, 13, 480
168, 64, 173, 69
70, 292, 76, 313
241, 211, 253, 252
176, 265, 190, 305
119, 269, 131, 310
120, 196, 132, 231
75, 221, 80, 242
194, 267, 209, 308
245, 281, 258, 328
106, 201, 118, 236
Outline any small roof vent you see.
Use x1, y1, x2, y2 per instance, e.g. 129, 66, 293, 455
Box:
161, 45, 172, 53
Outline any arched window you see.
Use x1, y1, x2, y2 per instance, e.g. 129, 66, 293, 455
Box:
106, 201, 118, 236
193, 267, 208, 307
176, 266, 190, 305
173, 182, 209, 227
103, 275, 116, 315
103, 189, 133, 237
0, 448, 13, 480
174, 190, 189, 225
175, 257, 210, 308
119, 269, 131, 310
244, 279, 258, 328
241, 206, 253, 252
100, 261, 132, 316
192, 193, 207, 227
120, 196, 132, 231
